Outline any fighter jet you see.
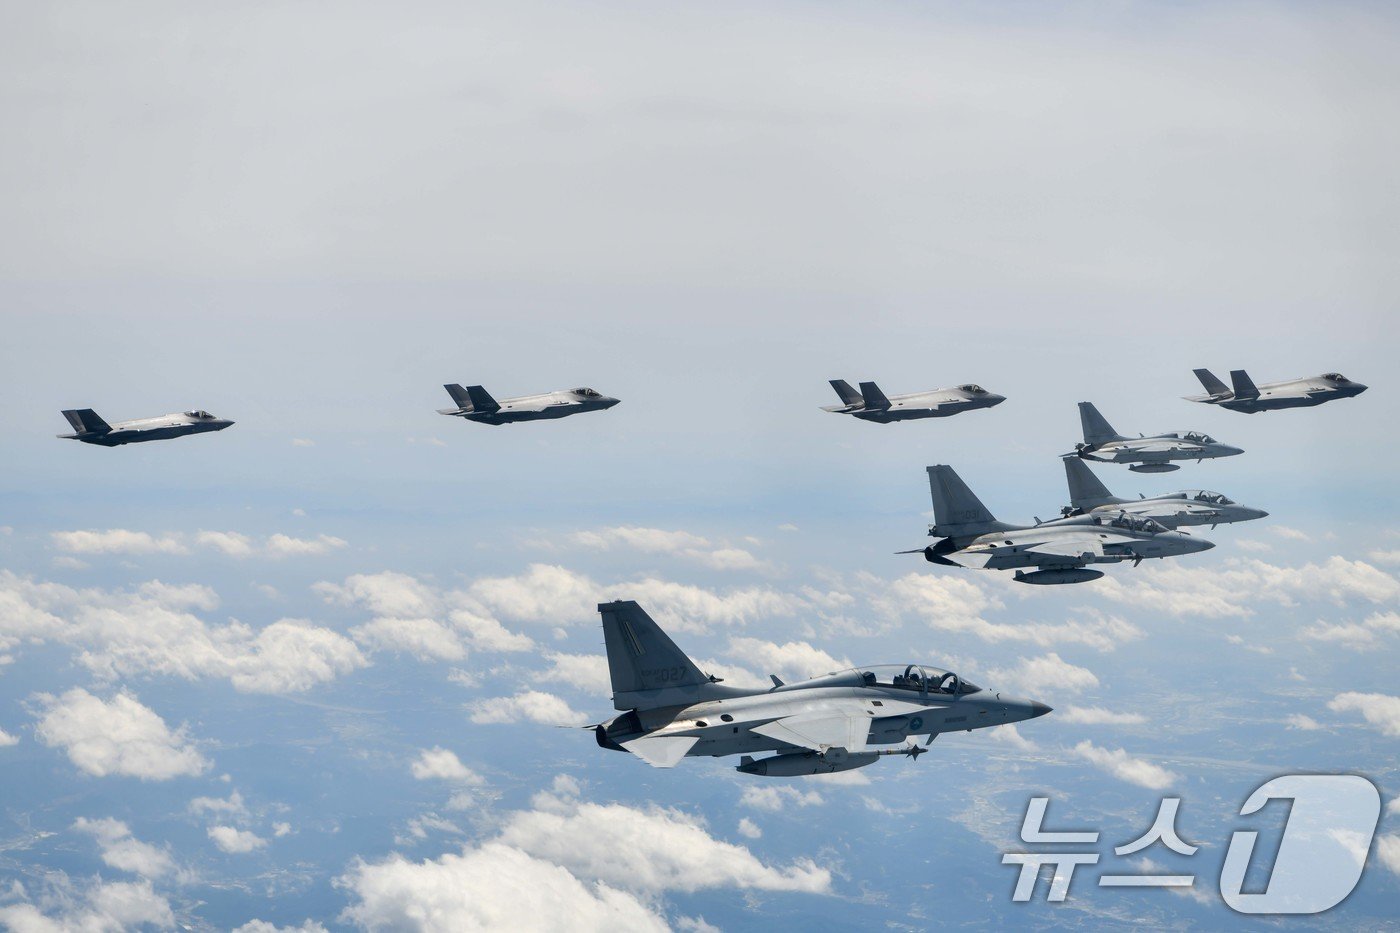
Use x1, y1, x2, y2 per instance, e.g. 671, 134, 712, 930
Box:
909, 465, 1215, 585
437, 383, 619, 425
1071, 402, 1243, 473
1186, 369, 1368, 413
57, 408, 234, 446
592, 600, 1051, 775
822, 379, 1005, 422
1061, 457, 1267, 530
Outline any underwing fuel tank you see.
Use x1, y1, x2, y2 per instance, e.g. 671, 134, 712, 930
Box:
1128, 463, 1181, 473
1013, 568, 1105, 585
736, 749, 880, 776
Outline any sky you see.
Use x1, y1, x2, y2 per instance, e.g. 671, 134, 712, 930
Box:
1, 1, 1398, 930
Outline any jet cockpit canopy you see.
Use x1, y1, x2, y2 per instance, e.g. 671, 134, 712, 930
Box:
1188, 490, 1233, 505
1108, 512, 1169, 534
825, 664, 982, 695
1323, 373, 1347, 382
958, 384, 989, 395
573, 387, 601, 398
184, 410, 215, 420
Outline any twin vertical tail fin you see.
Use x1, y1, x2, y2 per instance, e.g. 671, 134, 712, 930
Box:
1193, 368, 1231, 397
829, 379, 863, 407
1078, 402, 1125, 446
61, 409, 111, 435
1063, 457, 1121, 511
926, 465, 1014, 538
1229, 370, 1260, 399
858, 381, 892, 409
600, 601, 715, 711
442, 384, 502, 413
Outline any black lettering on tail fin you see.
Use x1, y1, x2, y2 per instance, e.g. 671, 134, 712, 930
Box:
62, 409, 111, 434
464, 385, 500, 412
829, 379, 863, 407
1063, 457, 1121, 510
1193, 368, 1230, 397
600, 601, 709, 710
926, 465, 1015, 538
858, 381, 892, 409
1229, 370, 1260, 399
1078, 402, 1125, 446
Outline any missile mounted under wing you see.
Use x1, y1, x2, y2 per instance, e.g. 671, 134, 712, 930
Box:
591, 601, 1050, 775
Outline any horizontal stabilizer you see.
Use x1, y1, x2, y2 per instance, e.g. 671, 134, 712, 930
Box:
1229, 370, 1260, 399
621, 735, 698, 768
1193, 368, 1231, 397
751, 712, 870, 753
829, 379, 863, 407
858, 381, 891, 410
61, 409, 111, 435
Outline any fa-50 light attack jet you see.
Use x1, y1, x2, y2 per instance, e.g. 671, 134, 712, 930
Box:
58, 408, 234, 446
438, 384, 619, 425
909, 465, 1214, 585
823, 379, 1004, 422
1186, 369, 1368, 413
1072, 401, 1242, 473
1062, 457, 1267, 530
592, 600, 1050, 775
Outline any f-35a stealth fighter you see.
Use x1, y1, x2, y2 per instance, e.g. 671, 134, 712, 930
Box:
1072, 402, 1243, 473
823, 380, 1005, 422
1062, 457, 1267, 530
58, 408, 234, 446
438, 383, 619, 425
909, 465, 1214, 584
592, 600, 1050, 775
1186, 369, 1368, 413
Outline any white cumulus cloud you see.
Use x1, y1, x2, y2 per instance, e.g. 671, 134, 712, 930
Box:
1328, 692, 1400, 737
73, 817, 177, 879
209, 825, 268, 854
469, 691, 584, 725
411, 747, 484, 784
1073, 740, 1178, 789
33, 689, 209, 781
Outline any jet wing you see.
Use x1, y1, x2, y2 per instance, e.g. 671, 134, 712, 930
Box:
620, 735, 699, 768
1136, 442, 1198, 454
1023, 536, 1103, 561
750, 711, 871, 753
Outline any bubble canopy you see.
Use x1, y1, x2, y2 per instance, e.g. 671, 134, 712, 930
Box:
803, 664, 982, 695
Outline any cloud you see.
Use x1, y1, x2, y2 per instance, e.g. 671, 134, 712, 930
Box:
51, 529, 188, 555
1270, 526, 1312, 541
33, 689, 210, 780
739, 785, 824, 812
352, 617, 467, 662
1375, 835, 1400, 877
0, 878, 175, 931
1286, 714, 1322, 731
544, 653, 612, 695
1369, 550, 1400, 566
0, 728, 17, 747
878, 575, 1141, 652
235, 922, 329, 933
196, 530, 257, 557
73, 817, 177, 879
1073, 741, 1178, 789
1299, 621, 1379, 651
264, 534, 348, 557
208, 825, 268, 854
725, 637, 848, 684
1057, 707, 1146, 726
0, 572, 366, 693
564, 526, 766, 571
737, 818, 761, 839
989, 653, 1099, 696
469, 691, 584, 726
1328, 692, 1400, 737
317, 571, 534, 654
411, 747, 484, 784
290, 438, 316, 448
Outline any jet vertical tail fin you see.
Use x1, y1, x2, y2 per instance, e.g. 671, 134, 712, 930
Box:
600, 601, 720, 711
1063, 457, 1122, 511
926, 465, 1017, 538
1078, 402, 1125, 446
829, 379, 863, 407
442, 384, 474, 410
464, 385, 501, 412
1193, 369, 1231, 397
858, 381, 892, 409
62, 409, 111, 435
1229, 370, 1260, 399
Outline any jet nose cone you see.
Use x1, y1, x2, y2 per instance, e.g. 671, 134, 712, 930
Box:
1250, 508, 1269, 520
1192, 536, 1216, 552
1029, 701, 1052, 718
604, 398, 621, 408
988, 394, 1007, 407
1353, 384, 1369, 395
1218, 445, 1244, 457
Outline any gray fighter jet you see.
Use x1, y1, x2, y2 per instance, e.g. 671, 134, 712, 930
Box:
1061, 457, 1267, 530
58, 408, 234, 446
1186, 369, 1368, 413
438, 383, 619, 425
592, 600, 1050, 775
909, 465, 1214, 585
823, 379, 1005, 422
1072, 402, 1242, 473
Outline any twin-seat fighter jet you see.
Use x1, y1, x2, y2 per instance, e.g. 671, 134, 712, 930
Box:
438, 383, 619, 425
823, 380, 1004, 423
1072, 402, 1242, 473
1061, 457, 1267, 530
58, 408, 234, 446
591, 600, 1050, 775
1186, 369, 1368, 413
909, 465, 1214, 584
